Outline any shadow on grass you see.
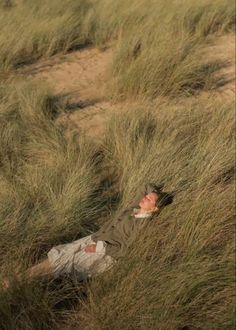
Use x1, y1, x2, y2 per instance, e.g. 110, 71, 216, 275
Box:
43, 91, 102, 119
14, 55, 41, 69
67, 41, 93, 54
40, 93, 99, 120
14, 42, 93, 74
181, 60, 233, 95
0, 276, 88, 329
90, 146, 122, 219
64, 98, 99, 112
1, 0, 16, 9
43, 94, 65, 120
212, 166, 235, 185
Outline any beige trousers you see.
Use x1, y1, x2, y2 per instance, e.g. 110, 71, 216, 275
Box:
47, 235, 115, 281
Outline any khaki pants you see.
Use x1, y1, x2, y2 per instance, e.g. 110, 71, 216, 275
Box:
47, 235, 115, 281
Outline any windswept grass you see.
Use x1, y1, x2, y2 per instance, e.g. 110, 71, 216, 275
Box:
0, 81, 111, 328
0, 0, 235, 329
92, 0, 235, 98
0, 0, 92, 69
0, 82, 104, 269
0, 0, 235, 97
0, 83, 234, 328
68, 100, 235, 330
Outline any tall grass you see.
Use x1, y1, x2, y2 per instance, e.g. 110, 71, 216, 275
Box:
106, 0, 235, 98
0, 81, 105, 269
0, 81, 111, 328
0, 0, 235, 328
0, 0, 92, 69
0, 89, 234, 329
0, 0, 235, 97
68, 99, 235, 330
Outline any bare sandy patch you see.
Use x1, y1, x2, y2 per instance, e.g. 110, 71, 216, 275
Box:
27, 47, 113, 101
21, 33, 234, 140
203, 33, 235, 101
23, 46, 121, 139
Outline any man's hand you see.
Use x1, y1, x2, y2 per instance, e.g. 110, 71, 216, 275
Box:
84, 244, 97, 253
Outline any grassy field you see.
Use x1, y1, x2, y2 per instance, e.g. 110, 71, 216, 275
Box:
0, 0, 235, 97
73, 101, 235, 329
0, 0, 235, 329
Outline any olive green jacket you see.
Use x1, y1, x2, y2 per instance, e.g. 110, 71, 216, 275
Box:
91, 183, 158, 259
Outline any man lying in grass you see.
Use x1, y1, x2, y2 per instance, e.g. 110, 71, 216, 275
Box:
3, 184, 173, 289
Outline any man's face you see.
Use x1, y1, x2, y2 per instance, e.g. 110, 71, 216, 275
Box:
139, 192, 158, 212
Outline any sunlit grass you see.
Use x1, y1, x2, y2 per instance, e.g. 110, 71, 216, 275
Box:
69, 100, 235, 330
0, 82, 103, 268
0, 0, 235, 328
0, 86, 234, 330
0, 0, 234, 97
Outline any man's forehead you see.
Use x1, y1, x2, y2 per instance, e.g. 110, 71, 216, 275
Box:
147, 192, 158, 200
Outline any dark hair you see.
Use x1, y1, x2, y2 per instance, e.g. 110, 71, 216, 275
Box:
148, 183, 174, 210
156, 191, 173, 209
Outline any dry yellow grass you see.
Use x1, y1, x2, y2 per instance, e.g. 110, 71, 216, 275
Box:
0, 0, 235, 329
65, 100, 235, 330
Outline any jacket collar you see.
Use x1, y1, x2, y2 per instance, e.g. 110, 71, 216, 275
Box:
132, 208, 154, 219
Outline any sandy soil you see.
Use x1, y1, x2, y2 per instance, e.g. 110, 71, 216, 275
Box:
23, 46, 121, 139
22, 33, 235, 139
204, 34, 235, 100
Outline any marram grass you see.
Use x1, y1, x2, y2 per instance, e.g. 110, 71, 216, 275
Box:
0, 0, 235, 328
68, 100, 235, 330
0, 0, 235, 98
0, 83, 234, 329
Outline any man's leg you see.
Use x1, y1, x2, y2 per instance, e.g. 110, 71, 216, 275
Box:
2, 236, 112, 290
2, 235, 92, 289
24, 240, 114, 281
2, 258, 53, 290
25, 258, 53, 279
